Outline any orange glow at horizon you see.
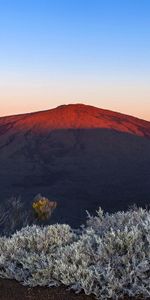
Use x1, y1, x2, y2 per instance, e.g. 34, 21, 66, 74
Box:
0, 75, 150, 121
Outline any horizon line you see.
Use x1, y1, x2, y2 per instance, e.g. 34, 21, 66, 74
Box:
0, 103, 150, 123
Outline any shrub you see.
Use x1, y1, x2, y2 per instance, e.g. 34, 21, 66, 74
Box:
0, 207, 150, 299
0, 194, 57, 236
32, 195, 57, 220
0, 196, 30, 236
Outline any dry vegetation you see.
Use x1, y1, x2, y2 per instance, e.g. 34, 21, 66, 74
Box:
0, 207, 150, 299
0, 194, 57, 236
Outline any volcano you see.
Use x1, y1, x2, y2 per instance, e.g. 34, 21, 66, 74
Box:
0, 103, 150, 226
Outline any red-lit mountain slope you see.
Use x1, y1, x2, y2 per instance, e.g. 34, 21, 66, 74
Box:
0, 104, 150, 227
0, 103, 150, 137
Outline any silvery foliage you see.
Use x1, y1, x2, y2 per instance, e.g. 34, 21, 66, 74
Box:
0, 208, 150, 299
0, 196, 30, 236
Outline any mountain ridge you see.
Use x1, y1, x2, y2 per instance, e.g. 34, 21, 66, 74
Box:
0, 103, 150, 227
1, 103, 149, 122
0, 103, 150, 138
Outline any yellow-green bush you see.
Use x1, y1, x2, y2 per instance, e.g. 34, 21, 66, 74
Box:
32, 196, 57, 220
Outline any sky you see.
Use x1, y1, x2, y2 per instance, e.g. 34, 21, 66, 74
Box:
0, 0, 150, 120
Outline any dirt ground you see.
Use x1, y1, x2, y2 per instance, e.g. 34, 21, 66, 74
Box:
0, 279, 94, 300
0, 279, 149, 300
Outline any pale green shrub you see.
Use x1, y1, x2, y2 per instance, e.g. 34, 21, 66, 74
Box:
0, 207, 150, 299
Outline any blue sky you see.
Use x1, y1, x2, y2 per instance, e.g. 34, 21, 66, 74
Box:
0, 0, 150, 119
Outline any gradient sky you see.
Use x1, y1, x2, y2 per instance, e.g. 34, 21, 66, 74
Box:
0, 0, 150, 120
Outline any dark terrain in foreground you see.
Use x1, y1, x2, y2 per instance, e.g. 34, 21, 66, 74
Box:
0, 279, 149, 300
0, 104, 150, 227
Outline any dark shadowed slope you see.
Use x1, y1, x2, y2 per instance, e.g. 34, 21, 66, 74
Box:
0, 104, 150, 226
